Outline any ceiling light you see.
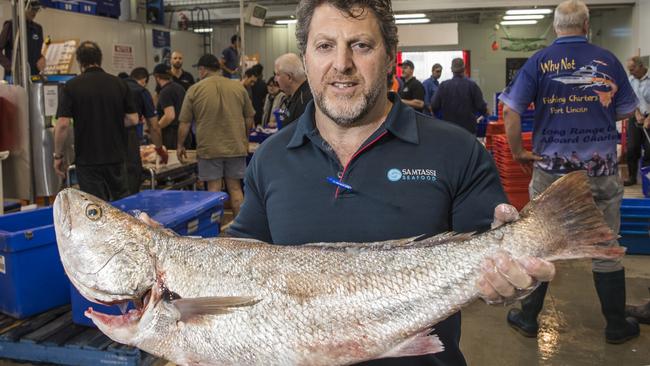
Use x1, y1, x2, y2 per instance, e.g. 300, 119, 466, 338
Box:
193, 28, 213, 33
395, 18, 431, 24
500, 20, 538, 25
503, 15, 544, 20
276, 19, 297, 24
394, 13, 426, 19
506, 9, 552, 15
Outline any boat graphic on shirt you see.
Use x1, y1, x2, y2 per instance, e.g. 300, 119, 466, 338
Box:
552, 60, 618, 107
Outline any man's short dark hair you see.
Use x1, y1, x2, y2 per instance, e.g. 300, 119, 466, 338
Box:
296, 0, 398, 58
117, 72, 129, 79
250, 64, 263, 77
130, 67, 149, 82
231, 34, 240, 44
244, 68, 256, 78
76, 41, 102, 68
432, 63, 442, 71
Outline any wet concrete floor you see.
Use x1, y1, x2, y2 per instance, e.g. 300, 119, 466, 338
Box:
461, 256, 650, 366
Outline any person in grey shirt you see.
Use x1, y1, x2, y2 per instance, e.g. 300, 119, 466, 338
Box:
624, 56, 650, 186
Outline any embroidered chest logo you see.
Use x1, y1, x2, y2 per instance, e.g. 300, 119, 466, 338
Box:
387, 168, 437, 183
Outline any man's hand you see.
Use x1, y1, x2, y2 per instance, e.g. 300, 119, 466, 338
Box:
643, 115, 650, 129
177, 146, 187, 164
477, 203, 556, 304
54, 157, 67, 179
512, 150, 542, 175
155, 146, 168, 164
135, 211, 162, 228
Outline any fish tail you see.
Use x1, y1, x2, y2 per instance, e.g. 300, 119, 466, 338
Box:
521, 171, 620, 260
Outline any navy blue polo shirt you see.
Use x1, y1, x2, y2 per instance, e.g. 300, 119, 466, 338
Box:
228, 95, 506, 365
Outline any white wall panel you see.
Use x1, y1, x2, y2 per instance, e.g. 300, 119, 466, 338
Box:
398, 23, 459, 47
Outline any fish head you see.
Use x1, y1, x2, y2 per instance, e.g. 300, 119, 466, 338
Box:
54, 188, 156, 305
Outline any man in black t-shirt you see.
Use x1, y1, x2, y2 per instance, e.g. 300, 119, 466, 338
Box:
153, 63, 191, 150
170, 51, 195, 91
53, 41, 138, 201
398, 60, 425, 113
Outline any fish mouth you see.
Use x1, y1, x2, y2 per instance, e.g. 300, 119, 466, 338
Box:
85, 288, 153, 326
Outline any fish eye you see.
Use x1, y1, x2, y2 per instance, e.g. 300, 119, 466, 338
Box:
85, 204, 102, 221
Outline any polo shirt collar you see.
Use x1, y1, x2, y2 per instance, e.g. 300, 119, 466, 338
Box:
286, 93, 419, 149
83, 66, 104, 73
554, 35, 588, 44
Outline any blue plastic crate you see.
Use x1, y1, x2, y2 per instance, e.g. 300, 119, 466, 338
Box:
0, 207, 71, 318
54, 0, 79, 12
71, 190, 227, 326
620, 198, 650, 218
619, 234, 650, 255
78, 0, 96, 14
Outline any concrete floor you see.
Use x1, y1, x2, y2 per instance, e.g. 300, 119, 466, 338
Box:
461, 256, 650, 366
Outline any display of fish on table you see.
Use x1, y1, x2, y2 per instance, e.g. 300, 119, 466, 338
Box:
53, 171, 621, 366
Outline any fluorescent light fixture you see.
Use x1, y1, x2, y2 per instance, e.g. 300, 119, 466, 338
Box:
503, 15, 544, 20
276, 19, 297, 24
395, 18, 431, 24
394, 13, 426, 19
506, 9, 552, 15
500, 20, 538, 25
193, 28, 213, 33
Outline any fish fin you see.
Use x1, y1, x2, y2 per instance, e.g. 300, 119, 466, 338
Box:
379, 330, 444, 359
172, 296, 259, 322
521, 171, 618, 259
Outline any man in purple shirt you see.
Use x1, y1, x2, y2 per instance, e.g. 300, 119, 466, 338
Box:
499, 0, 640, 344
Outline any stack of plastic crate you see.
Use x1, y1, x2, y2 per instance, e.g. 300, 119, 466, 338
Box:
492, 133, 533, 210
619, 198, 650, 255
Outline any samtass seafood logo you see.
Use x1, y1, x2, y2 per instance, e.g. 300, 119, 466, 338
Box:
387, 168, 437, 183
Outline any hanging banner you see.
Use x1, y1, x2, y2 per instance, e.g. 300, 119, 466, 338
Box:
152, 29, 171, 65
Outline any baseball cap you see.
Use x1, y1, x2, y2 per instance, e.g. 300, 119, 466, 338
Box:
451, 58, 465, 73
193, 54, 220, 69
153, 63, 170, 75
399, 60, 414, 69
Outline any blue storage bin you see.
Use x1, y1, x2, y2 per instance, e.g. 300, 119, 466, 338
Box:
71, 190, 227, 326
78, 0, 96, 14
54, 0, 79, 12
620, 198, 650, 217
619, 234, 650, 255
0, 207, 70, 319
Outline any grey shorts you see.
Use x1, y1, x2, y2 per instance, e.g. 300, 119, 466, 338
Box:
198, 157, 246, 181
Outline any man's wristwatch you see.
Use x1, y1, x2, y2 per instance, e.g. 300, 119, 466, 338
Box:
53, 153, 64, 160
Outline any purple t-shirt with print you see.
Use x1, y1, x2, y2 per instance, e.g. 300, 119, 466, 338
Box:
499, 36, 638, 177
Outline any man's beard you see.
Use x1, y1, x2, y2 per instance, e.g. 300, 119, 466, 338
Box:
313, 77, 384, 127
172, 62, 182, 69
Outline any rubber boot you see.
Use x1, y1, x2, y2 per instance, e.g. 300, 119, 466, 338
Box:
593, 270, 640, 344
507, 282, 549, 337
626, 287, 650, 325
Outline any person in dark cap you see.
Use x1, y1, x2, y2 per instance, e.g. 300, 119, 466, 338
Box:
0, 0, 44, 77
398, 60, 425, 113
432, 57, 488, 134
153, 62, 190, 150
177, 54, 254, 217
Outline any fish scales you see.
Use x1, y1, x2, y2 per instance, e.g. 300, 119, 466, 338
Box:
53, 171, 622, 365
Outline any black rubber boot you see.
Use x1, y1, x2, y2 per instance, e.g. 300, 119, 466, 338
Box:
626, 287, 650, 325
507, 282, 549, 337
593, 270, 640, 344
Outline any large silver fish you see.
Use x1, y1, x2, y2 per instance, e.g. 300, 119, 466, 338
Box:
53, 171, 621, 366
